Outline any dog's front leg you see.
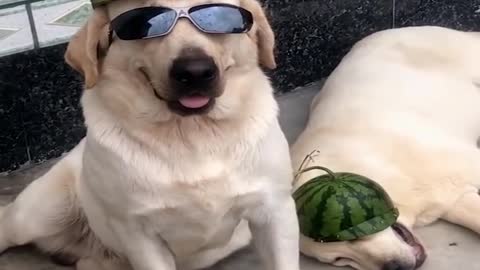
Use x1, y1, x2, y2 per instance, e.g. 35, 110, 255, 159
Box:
247, 195, 300, 270
111, 221, 175, 270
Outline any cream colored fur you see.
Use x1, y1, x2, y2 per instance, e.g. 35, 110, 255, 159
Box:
0, 0, 300, 269
292, 26, 480, 270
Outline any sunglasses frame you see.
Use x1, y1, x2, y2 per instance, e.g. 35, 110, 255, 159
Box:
108, 3, 254, 44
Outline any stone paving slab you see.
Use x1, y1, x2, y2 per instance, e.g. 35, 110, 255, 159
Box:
0, 81, 478, 269
0, 0, 86, 56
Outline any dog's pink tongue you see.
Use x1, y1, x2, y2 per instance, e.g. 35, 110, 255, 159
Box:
179, 96, 210, 108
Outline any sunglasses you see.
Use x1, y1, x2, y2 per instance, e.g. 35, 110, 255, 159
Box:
109, 3, 254, 41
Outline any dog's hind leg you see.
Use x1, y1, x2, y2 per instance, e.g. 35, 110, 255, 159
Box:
0, 141, 84, 254
442, 190, 480, 235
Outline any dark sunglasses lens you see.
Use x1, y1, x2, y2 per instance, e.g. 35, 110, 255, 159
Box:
112, 7, 177, 40
189, 5, 252, 33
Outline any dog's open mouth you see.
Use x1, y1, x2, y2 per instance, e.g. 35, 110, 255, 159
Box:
139, 67, 215, 115
178, 95, 211, 109
168, 95, 215, 115
392, 223, 427, 268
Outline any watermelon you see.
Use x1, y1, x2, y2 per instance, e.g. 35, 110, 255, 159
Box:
293, 166, 399, 243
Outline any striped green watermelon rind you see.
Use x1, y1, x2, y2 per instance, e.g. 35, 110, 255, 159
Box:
293, 171, 399, 243
323, 208, 399, 242
293, 175, 335, 202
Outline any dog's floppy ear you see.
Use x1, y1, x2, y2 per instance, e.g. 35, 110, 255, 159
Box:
242, 0, 276, 70
64, 7, 110, 89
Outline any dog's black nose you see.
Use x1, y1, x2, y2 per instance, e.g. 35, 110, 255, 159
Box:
382, 260, 415, 270
170, 56, 218, 87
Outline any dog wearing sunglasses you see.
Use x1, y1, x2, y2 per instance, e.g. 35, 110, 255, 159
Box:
0, 0, 300, 269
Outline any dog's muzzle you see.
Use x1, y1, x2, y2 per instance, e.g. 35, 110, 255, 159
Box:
165, 49, 223, 115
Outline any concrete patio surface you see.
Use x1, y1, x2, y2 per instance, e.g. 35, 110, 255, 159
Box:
0, 81, 478, 269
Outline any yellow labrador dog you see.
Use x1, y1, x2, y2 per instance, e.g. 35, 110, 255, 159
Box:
0, 0, 300, 269
292, 26, 480, 270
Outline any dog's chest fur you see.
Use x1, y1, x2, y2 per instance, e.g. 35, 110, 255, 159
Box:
78, 134, 275, 258
135, 177, 262, 256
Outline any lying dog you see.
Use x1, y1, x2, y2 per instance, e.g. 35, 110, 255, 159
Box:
0, 0, 300, 269
291, 26, 480, 270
